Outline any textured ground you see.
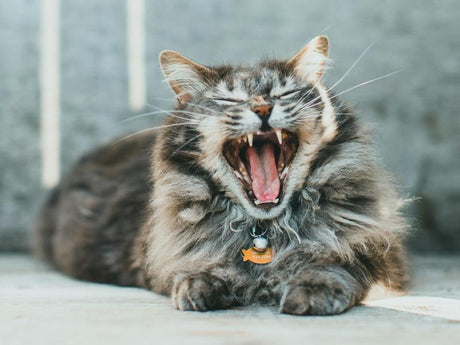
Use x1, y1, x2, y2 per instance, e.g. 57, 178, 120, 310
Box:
0, 254, 459, 345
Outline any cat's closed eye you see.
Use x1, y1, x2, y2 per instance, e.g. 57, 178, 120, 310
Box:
276, 88, 303, 99
211, 97, 244, 105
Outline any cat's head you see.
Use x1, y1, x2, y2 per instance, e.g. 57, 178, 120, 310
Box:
159, 36, 338, 220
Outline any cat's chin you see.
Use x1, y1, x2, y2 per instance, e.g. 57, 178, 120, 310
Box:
223, 128, 298, 211
241, 199, 290, 220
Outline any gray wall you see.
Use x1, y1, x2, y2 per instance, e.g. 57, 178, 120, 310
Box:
1, 0, 459, 252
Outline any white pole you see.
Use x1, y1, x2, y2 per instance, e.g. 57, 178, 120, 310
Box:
40, 0, 61, 188
126, 0, 147, 111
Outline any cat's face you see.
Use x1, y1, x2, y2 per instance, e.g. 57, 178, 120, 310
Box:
159, 36, 337, 219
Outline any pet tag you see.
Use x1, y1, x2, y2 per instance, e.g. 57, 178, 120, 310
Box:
241, 226, 273, 264
241, 247, 274, 264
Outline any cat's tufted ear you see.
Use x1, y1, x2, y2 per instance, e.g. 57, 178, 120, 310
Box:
159, 50, 214, 102
288, 36, 329, 84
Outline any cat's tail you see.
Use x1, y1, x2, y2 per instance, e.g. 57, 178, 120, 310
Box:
32, 186, 60, 263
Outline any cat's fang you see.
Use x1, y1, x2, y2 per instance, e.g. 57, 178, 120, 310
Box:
247, 133, 253, 147
275, 129, 282, 144
280, 167, 289, 179
222, 128, 299, 209
234, 170, 243, 180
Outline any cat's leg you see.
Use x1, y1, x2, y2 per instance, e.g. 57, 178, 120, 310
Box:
279, 264, 369, 315
172, 272, 236, 311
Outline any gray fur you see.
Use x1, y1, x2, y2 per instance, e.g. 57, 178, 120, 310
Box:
35, 37, 408, 315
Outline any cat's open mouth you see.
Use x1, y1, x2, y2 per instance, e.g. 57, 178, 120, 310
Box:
223, 129, 298, 209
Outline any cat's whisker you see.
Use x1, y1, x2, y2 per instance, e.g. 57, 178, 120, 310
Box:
168, 133, 204, 158
115, 123, 196, 144
294, 69, 400, 116
293, 64, 333, 109
291, 85, 326, 115
148, 98, 219, 114
167, 123, 229, 159
292, 99, 326, 117
327, 41, 376, 92
333, 112, 355, 116
292, 42, 376, 114
319, 25, 331, 34
329, 70, 402, 100
302, 70, 402, 111
147, 98, 234, 116
290, 98, 324, 117
302, 91, 325, 108
147, 103, 214, 118
185, 102, 222, 115
121, 110, 200, 123
172, 110, 216, 118
146, 97, 176, 102
293, 85, 318, 109
121, 110, 167, 122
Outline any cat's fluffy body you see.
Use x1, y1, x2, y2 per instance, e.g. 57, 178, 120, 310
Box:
35, 37, 408, 315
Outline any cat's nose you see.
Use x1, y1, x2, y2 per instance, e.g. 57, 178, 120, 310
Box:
251, 96, 273, 131
253, 104, 273, 117
251, 96, 273, 117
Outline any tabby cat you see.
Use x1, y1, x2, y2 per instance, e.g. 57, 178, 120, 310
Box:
35, 36, 408, 315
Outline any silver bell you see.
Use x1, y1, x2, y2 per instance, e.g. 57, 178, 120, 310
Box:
253, 237, 269, 251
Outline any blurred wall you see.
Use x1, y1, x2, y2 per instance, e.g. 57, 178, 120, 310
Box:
1, 0, 459, 252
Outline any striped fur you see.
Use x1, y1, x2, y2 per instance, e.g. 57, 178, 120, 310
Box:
35, 37, 408, 315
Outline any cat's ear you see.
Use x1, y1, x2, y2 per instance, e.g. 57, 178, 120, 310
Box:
288, 36, 329, 84
159, 50, 213, 102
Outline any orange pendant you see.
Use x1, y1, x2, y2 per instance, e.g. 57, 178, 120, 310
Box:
241, 247, 273, 264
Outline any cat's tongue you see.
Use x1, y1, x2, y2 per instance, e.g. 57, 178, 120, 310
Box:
247, 143, 280, 203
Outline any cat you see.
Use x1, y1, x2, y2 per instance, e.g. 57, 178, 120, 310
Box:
34, 36, 408, 315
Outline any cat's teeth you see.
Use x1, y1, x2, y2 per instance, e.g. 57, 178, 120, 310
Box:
254, 198, 279, 205
280, 166, 289, 179
247, 133, 253, 147
234, 170, 243, 180
275, 129, 283, 144
256, 130, 262, 135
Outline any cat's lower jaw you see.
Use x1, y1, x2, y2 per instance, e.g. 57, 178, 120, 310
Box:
279, 265, 365, 315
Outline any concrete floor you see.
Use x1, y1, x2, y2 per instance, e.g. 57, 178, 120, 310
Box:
1, 255, 459, 345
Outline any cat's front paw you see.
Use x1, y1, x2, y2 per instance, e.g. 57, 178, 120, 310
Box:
172, 272, 234, 311
279, 267, 360, 316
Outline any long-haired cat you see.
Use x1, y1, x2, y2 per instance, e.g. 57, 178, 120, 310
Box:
35, 36, 408, 315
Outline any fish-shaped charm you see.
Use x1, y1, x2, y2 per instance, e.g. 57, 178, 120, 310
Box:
241, 247, 273, 264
